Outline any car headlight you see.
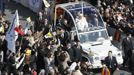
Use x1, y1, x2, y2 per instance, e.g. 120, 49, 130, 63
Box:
117, 53, 121, 56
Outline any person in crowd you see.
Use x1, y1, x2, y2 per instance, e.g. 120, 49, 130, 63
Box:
0, 49, 4, 75
43, 7, 50, 20
61, 19, 71, 32
42, 18, 51, 35
65, 43, 74, 62
34, 11, 44, 32
101, 64, 110, 75
130, 50, 134, 75
122, 33, 133, 69
71, 65, 83, 75
44, 51, 55, 75
27, 29, 35, 47
7, 53, 17, 75
26, 48, 37, 72
21, 35, 30, 53
80, 59, 92, 75
58, 27, 70, 46
72, 40, 83, 61
104, 51, 118, 75
38, 69, 45, 75
54, 46, 63, 67
58, 51, 70, 75
36, 43, 46, 74
56, 14, 64, 28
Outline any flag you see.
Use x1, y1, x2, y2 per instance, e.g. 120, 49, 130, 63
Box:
44, 32, 52, 38
14, 25, 25, 36
0, 24, 4, 33
1, 25, 4, 33
27, 17, 31, 23
5, 10, 20, 53
25, 17, 31, 34
43, 0, 50, 8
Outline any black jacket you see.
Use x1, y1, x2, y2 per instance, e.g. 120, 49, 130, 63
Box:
122, 37, 133, 54
104, 56, 118, 70
72, 45, 83, 61
59, 31, 70, 46
130, 52, 134, 73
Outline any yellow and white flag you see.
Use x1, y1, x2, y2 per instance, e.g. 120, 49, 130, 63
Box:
26, 17, 31, 23
43, 0, 50, 8
25, 17, 31, 34
0, 24, 4, 33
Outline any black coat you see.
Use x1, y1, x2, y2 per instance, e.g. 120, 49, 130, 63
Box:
56, 19, 64, 28
66, 47, 75, 61
8, 56, 17, 74
122, 37, 133, 55
34, 17, 44, 32
130, 52, 134, 73
104, 56, 118, 70
72, 45, 83, 61
59, 31, 70, 46
61, 24, 71, 32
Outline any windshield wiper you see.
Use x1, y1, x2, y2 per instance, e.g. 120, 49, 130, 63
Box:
91, 42, 102, 46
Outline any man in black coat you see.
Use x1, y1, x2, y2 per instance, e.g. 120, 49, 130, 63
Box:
7, 53, 17, 75
59, 28, 70, 46
42, 18, 50, 35
122, 33, 133, 68
61, 19, 71, 32
72, 41, 83, 62
104, 51, 118, 75
66, 43, 75, 61
56, 15, 64, 28
130, 50, 134, 75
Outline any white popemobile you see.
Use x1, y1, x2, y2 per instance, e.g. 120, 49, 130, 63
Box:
54, 1, 123, 68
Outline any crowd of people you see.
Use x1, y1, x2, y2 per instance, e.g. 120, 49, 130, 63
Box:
96, 0, 134, 75
0, 0, 134, 75
97, 0, 134, 36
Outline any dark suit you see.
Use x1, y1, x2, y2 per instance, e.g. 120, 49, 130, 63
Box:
42, 23, 50, 35
59, 31, 70, 46
8, 55, 17, 75
130, 52, 134, 75
34, 16, 44, 32
105, 56, 118, 75
72, 44, 83, 61
61, 24, 71, 32
122, 37, 133, 67
122, 38, 133, 53
66, 47, 75, 61
56, 18, 64, 28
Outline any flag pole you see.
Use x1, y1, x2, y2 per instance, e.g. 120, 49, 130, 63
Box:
81, 0, 83, 15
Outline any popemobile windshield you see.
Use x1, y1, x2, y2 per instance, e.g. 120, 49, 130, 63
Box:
54, 1, 123, 68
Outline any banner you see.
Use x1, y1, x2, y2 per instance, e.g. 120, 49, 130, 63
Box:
29, 0, 41, 8
43, 0, 50, 8
5, 10, 19, 53
29, 0, 42, 13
